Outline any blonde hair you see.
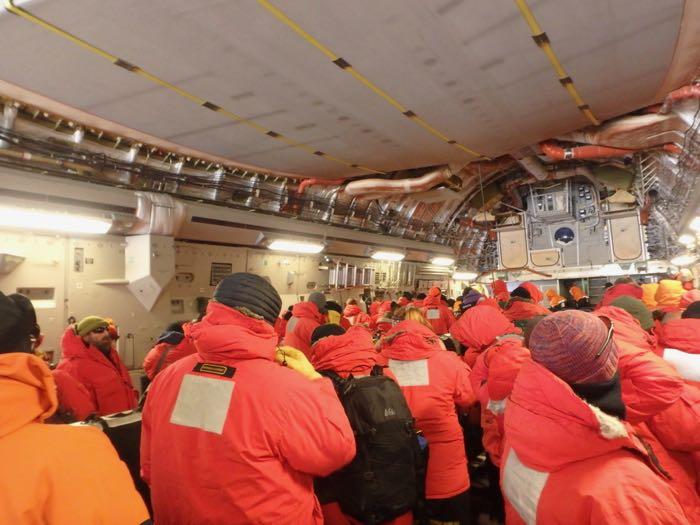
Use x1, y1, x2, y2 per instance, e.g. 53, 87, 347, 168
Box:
397, 306, 435, 332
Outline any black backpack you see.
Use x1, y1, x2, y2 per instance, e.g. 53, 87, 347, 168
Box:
319, 365, 424, 524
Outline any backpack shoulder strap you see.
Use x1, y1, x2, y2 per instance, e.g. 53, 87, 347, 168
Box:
370, 364, 385, 376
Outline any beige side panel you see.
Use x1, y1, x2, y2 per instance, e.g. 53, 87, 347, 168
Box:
499, 229, 529, 269
530, 249, 562, 268
609, 215, 643, 261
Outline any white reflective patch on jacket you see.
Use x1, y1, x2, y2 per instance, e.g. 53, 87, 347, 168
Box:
487, 398, 507, 415
170, 373, 234, 434
388, 359, 429, 386
426, 308, 440, 320
502, 449, 549, 525
663, 348, 700, 382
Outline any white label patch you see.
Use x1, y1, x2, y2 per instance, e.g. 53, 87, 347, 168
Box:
388, 359, 429, 386
426, 308, 440, 320
170, 374, 234, 434
502, 449, 549, 525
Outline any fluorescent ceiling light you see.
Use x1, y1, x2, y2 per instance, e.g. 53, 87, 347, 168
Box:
268, 239, 324, 254
431, 256, 455, 267
371, 251, 405, 261
0, 206, 112, 234
678, 234, 695, 246
690, 217, 700, 232
452, 271, 478, 281
670, 253, 698, 267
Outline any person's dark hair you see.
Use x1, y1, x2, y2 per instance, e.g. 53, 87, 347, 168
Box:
311, 323, 346, 345
564, 299, 578, 309
0, 293, 35, 354
510, 286, 532, 300
446, 298, 456, 308
604, 282, 613, 289
325, 301, 344, 314
283, 305, 294, 321
441, 294, 448, 303
652, 309, 667, 322
402, 291, 414, 301
416, 293, 427, 300
165, 321, 185, 334
682, 301, 700, 320
614, 277, 635, 285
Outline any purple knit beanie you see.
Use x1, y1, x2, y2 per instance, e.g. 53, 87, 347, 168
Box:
528, 310, 618, 384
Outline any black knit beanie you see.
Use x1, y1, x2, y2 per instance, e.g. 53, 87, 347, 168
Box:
311, 323, 346, 345
0, 292, 32, 354
213, 273, 282, 326
682, 301, 700, 320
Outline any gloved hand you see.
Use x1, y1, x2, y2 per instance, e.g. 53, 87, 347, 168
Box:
275, 346, 322, 381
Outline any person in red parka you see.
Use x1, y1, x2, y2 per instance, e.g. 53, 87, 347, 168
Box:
594, 301, 700, 522
343, 300, 371, 327
658, 301, 700, 354
141, 273, 355, 525
142, 321, 197, 381
378, 320, 475, 524
491, 279, 511, 304
56, 316, 138, 416
284, 291, 328, 357
309, 324, 412, 525
421, 287, 455, 336
370, 300, 395, 334
502, 310, 689, 524
450, 303, 522, 368
596, 276, 644, 308
502, 286, 550, 327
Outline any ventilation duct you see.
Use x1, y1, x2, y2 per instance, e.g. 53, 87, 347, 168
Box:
130, 192, 187, 236
125, 235, 175, 312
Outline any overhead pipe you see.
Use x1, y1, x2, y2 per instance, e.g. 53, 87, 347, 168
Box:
540, 141, 637, 160
344, 165, 453, 197
297, 177, 346, 194
660, 84, 700, 113
0, 104, 18, 149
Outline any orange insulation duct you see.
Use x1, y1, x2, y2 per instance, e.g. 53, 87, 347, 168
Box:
540, 141, 635, 160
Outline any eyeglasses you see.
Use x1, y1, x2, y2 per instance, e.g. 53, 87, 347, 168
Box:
91, 326, 108, 334
595, 320, 614, 359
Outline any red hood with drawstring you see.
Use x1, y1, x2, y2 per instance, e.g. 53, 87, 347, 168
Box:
379, 320, 475, 499
501, 360, 689, 525
520, 282, 543, 304
502, 298, 550, 322
141, 302, 355, 525
311, 326, 382, 377
56, 326, 137, 416
421, 293, 455, 335
658, 318, 700, 354
284, 302, 326, 357
451, 304, 521, 367
597, 282, 644, 308
492, 280, 510, 303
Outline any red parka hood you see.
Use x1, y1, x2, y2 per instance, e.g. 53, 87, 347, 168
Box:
451, 304, 521, 349
311, 326, 379, 376
506, 360, 637, 472
520, 282, 543, 304
343, 304, 362, 317
503, 298, 550, 321
292, 301, 325, 323
599, 282, 643, 308
486, 339, 530, 402
380, 320, 442, 360
0, 353, 57, 438
595, 306, 657, 353
423, 294, 442, 308
658, 318, 700, 354
190, 301, 278, 362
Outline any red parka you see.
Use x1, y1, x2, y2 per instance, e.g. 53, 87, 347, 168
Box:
141, 302, 356, 525
51, 369, 95, 421
310, 327, 410, 525
657, 318, 700, 354
421, 294, 455, 336
56, 326, 137, 416
142, 324, 197, 380
492, 279, 511, 303
450, 304, 521, 367
502, 360, 689, 525
378, 321, 475, 499
502, 298, 550, 322
285, 301, 326, 358
597, 282, 644, 308
343, 304, 371, 327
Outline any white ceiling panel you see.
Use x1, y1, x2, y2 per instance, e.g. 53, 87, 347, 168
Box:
0, 0, 690, 178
